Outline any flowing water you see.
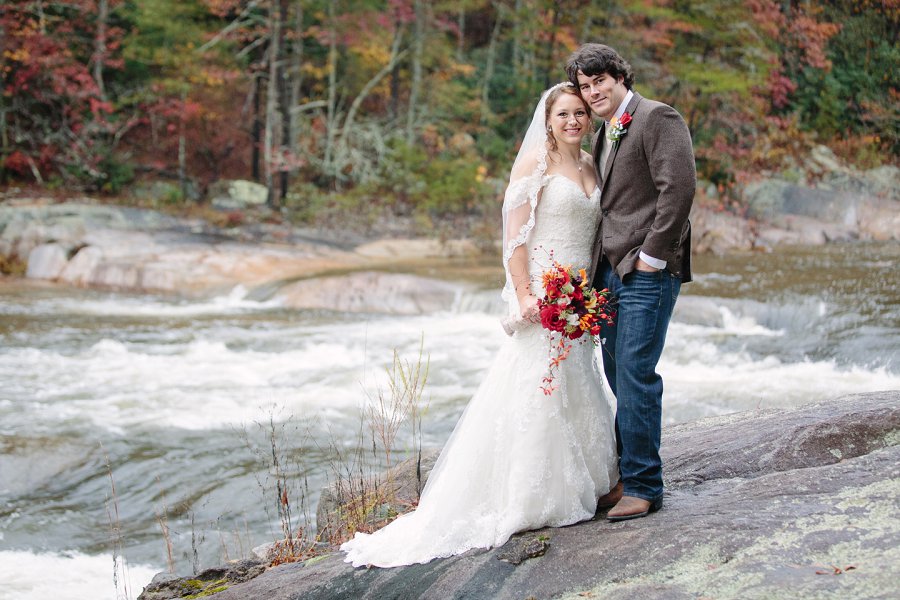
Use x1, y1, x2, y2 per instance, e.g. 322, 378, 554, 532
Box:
1, 242, 898, 599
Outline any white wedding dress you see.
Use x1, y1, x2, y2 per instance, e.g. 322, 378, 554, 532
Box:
341, 174, 619, 568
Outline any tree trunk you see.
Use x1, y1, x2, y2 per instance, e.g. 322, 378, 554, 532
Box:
406, 0, 427, 144
264, 1, 283, 208
252, 75, 261, 182
178, 91, 187, 201
278, 0, 290, 200
93, 0, 108, 99
336, 28, 406, 163
512, 0, 521, 77
36, 1, 46, 34
288, 1, 304, 161
481, 3, 503, 124
323, 0, 338, 181
390, 16, 402, 119
543, 3, 560, 88
0, 19, 7, 160
456, 6, 465, 62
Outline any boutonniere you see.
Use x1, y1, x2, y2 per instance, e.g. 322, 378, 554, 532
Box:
606, 112, 632, 143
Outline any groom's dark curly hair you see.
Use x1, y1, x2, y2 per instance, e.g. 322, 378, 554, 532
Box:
565, 44, 635, 90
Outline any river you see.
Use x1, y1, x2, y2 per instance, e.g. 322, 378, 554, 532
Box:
1, 242, 898, 599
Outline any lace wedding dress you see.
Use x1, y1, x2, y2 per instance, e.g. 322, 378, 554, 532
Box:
341, 173, 618, 568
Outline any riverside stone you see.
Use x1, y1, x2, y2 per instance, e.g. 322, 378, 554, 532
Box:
274, 272, 467, 314
209, 179, 269, 210
139, 559, 267, 600
1, 202, 364, 294
139, 391, 899, 600
741, 172, 899, 242
688, 206, 754, 255
58, 245, 103, 285
25, 243, 68, 280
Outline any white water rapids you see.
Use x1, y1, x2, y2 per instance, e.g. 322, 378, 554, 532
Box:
1, 243, 898, 599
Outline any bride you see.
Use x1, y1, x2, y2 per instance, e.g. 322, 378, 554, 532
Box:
341, 83, 619, 568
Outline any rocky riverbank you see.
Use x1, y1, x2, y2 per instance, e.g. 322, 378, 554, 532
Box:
0, 199, 487, 313
2, 158, 898, 304
137, 390, 900, 600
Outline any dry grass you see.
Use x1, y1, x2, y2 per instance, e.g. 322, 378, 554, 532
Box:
318, 338, 430, 547
102, 443, 136, 600
239, 408, 324, 566
247, 338, 431, 563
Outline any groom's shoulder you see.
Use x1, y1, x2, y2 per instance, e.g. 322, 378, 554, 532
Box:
635, 95, 683, 119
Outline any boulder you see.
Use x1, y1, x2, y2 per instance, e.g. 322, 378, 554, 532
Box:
209, 179, 269, 211
274, 272, 466, 314
147, 391, 898, 600
740, 165, 900, 243
25, 243, 68, 280
138, 559, 266, 600
58, 245, 103, 286
0, 202, 366, 295
689, 205, 755, 254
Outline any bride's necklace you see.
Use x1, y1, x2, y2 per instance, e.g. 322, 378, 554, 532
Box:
562, 152, 582, 172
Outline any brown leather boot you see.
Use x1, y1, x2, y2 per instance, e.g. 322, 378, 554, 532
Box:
597, 481, 623, 509
606, 495, 662, 522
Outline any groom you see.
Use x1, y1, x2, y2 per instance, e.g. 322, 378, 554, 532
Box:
566, 44, 695, 521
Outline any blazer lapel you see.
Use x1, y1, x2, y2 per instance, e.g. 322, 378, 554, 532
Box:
592, 126, 605, 172
601, 136, 616, 188
601, 92, 643, 189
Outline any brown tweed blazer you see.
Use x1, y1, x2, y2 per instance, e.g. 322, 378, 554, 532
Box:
590, 92, 696, 283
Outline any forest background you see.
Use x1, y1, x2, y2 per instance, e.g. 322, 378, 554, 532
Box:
1, 0, 897, 240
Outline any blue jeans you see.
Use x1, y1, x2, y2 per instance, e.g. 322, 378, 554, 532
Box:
597, 258, 681, 502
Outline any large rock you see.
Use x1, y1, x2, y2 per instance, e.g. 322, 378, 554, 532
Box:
25, 243, 68, 279
140, 391, 899, 599
1, 202, 367, 294
740, 164, 900, 244
689, 205, 755, 255
2, 201, 485, 298
274, 272, 466, 314
139, 559, 266, 600
209, 179, 269, 210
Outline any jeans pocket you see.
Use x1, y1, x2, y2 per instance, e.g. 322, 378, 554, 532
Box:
630, 269, 662, 284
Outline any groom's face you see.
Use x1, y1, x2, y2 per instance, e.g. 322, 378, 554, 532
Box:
576, 70, 628, 122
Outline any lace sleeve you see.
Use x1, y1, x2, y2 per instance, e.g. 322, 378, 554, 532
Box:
501, 157, 545, 316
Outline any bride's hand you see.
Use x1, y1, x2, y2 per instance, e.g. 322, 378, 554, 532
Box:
520, 295, 540, 322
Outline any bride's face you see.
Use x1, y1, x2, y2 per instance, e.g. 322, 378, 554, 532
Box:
548, 94, 590, 147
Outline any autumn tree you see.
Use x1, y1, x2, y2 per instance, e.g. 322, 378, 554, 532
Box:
1, 0, 130, 189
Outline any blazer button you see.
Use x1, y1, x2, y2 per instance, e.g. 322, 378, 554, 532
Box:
602, 209, 610, 216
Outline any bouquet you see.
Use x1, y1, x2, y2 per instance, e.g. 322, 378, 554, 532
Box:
538, 261, 615, 395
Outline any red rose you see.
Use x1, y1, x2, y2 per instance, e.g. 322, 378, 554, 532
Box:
540, 304, 567, 332
619, 112, 632, 127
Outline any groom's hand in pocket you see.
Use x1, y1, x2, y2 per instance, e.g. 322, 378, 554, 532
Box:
635, 257, 660, 272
